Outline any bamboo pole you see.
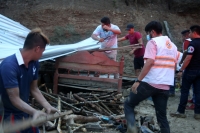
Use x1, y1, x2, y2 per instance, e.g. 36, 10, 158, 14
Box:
41, 91, 100, 115
92, 95, 114, 115
41, 91, 80, 111
57, 97, 62, 133
73, 94, 103, 114
3, 110, 73, 133
88, 44, 142, 52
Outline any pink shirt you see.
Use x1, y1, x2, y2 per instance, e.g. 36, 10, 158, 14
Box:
143, 40, 170, 90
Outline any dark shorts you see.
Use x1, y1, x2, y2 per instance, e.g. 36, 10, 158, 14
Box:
133, 56, 144, 70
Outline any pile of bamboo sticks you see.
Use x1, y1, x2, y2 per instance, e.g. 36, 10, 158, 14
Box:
29, 84, 125, 132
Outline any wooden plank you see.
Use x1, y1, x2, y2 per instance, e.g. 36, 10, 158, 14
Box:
123, 74, 138, 78
58, 74, 119, 84
58, 84, 116, 92
58, 62, 120, 73
57, 51, 119, 66
59, 78, 117, 88
53, 51, 124, 93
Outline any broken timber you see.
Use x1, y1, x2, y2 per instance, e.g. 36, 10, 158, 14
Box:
2, 110, 73, 133
53, 51, 124, 93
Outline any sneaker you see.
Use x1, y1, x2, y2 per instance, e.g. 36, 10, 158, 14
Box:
194, 114, 200, 120
186, 104, 195, 110
170, 112, 186, 118
188, 99, 193, 103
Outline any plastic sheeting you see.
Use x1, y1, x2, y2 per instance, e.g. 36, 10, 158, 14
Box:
0, 14, 99, 63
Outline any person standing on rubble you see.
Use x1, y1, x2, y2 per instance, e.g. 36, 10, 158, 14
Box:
179, 29, 192, 65
118, 24, 145, 76
0, 28, 58, 133
170, 25, 200, 120
91, 17, 121, 77
124, 21, 177, 133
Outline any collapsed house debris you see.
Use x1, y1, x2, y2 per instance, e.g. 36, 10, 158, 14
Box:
53, 51, 125, 93
0, 14, 162, 133
0, 14, 101, 63
1, 82, 161, 133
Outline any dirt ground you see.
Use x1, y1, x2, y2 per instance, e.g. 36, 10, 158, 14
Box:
1, 0, 200, 132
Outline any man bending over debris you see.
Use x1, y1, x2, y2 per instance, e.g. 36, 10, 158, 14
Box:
91, 17, 121, 78
0, 28, 58, 133
124, 21, 177, 133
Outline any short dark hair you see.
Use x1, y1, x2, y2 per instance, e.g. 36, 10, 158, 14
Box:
145, 21, 162, 34
181, 30, 190, 35
101, 17, 110, 25
190, 25, 200, 35
23, 28, 50, 50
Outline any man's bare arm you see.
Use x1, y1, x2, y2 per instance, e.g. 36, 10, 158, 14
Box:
138, 38, 143, 45
180, 55, 193, 71
6, 88, 37, 115
31, 80, 58, 114
91, 34, 100, 41
109, 28, 121, 34
133, 38, 143, 51
118, 37, 126, 42
180, 50, 187, 65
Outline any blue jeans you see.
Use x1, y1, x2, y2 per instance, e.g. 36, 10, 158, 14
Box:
169, 78, 175, 94
124, 82, 170, 133
192, 85, 196, 103
169, 72, 179, 94
169, 86, 175, 94
178, 69, 200, 114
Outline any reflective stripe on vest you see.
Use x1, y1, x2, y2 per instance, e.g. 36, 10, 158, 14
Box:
153, 55, 176, 69
155, 56, 176, 62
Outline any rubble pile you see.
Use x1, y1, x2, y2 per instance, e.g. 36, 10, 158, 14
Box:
28, 84, 160, 133
30, 84, 125, 132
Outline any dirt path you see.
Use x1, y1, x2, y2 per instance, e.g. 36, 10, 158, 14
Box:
134, 90, 200, 133
167, 92, 200, 133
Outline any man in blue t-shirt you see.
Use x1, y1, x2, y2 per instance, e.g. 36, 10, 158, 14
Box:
171, 25, 200, 120
0, 28, 58, 133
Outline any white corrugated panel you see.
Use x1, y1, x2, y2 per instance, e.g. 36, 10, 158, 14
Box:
0, 14, 100, 63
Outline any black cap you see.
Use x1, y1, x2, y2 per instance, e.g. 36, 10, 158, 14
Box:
181, 30, 190, 35
126, 24, 134, 31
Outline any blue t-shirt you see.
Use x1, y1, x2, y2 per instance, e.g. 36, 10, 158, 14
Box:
0, 54, 38, 115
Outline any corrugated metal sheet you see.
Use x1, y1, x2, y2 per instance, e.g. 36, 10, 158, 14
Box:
0, 14, 99, 63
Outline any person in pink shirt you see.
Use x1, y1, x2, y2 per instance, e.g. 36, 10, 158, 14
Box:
124, 21, 177, 133
118, 24, 145, 76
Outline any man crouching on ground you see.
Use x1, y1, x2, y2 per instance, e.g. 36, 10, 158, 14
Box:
124, 21, 178, 133
0, 28, 58, 133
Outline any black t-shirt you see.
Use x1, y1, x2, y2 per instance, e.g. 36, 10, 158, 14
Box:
186, 38, 200, 69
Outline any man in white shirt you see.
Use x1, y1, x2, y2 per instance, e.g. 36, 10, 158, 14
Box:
91, 17, 121, 61
91, 17, 121, 78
